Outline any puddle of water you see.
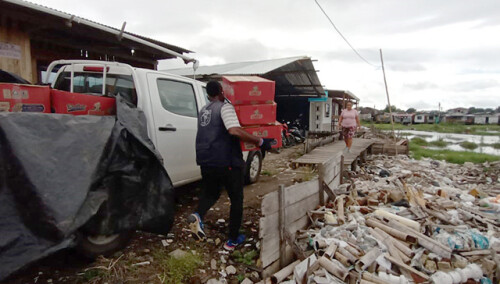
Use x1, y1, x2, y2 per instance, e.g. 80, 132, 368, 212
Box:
394, 130, 500, 156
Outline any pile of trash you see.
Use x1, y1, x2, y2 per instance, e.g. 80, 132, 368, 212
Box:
263, 156, 500, 284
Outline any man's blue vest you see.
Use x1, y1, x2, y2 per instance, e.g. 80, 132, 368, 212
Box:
196, 100, 244, 168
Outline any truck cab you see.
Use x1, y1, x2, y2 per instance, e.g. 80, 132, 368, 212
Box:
48, 60, 263, 187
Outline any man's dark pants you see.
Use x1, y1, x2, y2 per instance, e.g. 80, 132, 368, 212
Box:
196, 166, 244, 240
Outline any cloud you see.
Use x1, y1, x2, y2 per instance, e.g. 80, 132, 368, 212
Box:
448, 79, 499, 92
404, 82, 438, 90
191, 38, 271, 63
26, 0, 500, 111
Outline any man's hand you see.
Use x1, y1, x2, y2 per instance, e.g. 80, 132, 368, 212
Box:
260, 138, 276, 152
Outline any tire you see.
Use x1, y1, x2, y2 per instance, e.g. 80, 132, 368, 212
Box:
287, 136, 296, 146
76, 231, 133, 258
245, 151, 262, 184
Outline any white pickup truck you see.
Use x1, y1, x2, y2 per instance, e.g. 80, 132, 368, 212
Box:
43, 60, 264, 256
46, 60, 264, 187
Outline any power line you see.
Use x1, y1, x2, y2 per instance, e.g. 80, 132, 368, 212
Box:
314, 0, 380, 68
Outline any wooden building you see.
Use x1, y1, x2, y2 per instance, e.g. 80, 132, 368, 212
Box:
0, 0, 193, 83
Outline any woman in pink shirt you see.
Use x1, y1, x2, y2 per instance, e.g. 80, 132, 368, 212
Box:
338, 102, 360, 153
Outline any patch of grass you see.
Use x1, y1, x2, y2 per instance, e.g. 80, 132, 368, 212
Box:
485, 143, 500, 149
415, 134, 433, 138
409, 144, 500, 164
237, 274, 246, 282
398, 132, 413, 136
261, 170, 274, 176
155, 251, 202, 284
459, 141, 479, 150
82, 268, 106, 281
363, 122, 500, 136
429, 139, 449, 147
301, 166, 317, 182
410, 137, 429, 146
232, 250, 258, 266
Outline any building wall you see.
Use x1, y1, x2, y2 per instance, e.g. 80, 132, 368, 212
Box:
309, 99, 333, 132
414, 115, 427, 124
474, 116, 487, 125
0, 26, 34, 82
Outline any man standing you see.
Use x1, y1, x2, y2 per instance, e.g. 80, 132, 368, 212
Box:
188, 80, 274, 251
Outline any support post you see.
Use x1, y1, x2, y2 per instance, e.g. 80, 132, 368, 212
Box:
278, 185, 286, 268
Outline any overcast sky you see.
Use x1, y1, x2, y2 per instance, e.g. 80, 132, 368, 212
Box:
31, 0, 500, 110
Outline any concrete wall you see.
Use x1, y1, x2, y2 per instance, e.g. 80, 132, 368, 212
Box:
309, 98, 333, 132
0, 26, 35, 83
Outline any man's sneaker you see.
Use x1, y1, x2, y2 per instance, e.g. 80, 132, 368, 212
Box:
187, 213, 206, 241
223, 234, 246, 251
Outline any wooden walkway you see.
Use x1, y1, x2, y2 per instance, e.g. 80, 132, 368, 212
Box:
293, 138, 376, 171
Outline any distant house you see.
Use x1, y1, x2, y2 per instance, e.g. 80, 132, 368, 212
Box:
414, 113, 428, 124
375, 113, 391, 123
392, 113, 414, 124
427, 111, 441, 124
359, 107, 379, 122
447, 107, 468, 114
474, 113, 500, 125
444, 113, 474, 124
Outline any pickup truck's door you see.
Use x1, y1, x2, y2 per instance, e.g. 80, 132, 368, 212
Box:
147, 73, 200, 185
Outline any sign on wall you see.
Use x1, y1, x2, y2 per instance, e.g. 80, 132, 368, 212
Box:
0, 42, 22, 60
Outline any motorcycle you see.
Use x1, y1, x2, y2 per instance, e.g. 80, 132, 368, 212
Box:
280, 122, 295, 148
289, 126, 305, 144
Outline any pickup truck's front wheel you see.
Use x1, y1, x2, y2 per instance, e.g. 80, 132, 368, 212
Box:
245, 151, 262, 184
76, 231, 133, 258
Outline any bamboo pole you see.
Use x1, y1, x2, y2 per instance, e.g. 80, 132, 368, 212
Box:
270, 260, 300, 284
384, 254, 430, 281
366, 218, 417, 244
334, 251, 350, 267
318, 256, 349, 281
373, 228, 411, 263
324, 242, 338, 259
355, 247, 382, 272
337, 195, 345, 224
338, 247, 357, 264
362, 272, 387, 284
387, 219, 452, 258
374, 209, 421, 231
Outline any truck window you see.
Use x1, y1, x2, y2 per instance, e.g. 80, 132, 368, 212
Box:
202, 87, 209, 104
157, 79, 198, 118
53, 72, 137, 103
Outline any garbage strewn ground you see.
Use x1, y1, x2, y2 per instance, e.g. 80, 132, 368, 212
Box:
5, 145, 306, 284
270, 155, 500, 284
5, 145, 500, 284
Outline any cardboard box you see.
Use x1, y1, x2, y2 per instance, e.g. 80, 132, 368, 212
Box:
0, 83, 51, 113
51, 89, 116, 116
222, 76, 275, 105
234, 103, 277, 126
240, 122, 282, 151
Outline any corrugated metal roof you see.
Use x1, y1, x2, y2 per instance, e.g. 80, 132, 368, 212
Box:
165, 56, 326, 97
165, 56, 309, 76
326, 89, 360, 101
2, 0, 193, 58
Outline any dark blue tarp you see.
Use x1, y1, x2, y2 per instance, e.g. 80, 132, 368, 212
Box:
0, 96, 175, 280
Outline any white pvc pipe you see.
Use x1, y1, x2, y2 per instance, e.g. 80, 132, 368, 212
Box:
430, 264, 483, 284
374, 209, 421, 231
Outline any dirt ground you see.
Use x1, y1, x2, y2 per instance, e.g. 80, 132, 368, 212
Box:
4, 145, 310, 284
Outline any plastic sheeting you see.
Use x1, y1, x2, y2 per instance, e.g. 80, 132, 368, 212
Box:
0, 95, 175, 280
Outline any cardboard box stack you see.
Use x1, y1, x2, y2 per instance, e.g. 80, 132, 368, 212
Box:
221, 76, 282, 151
0, 84, 51, 113
51, 89, 116, 116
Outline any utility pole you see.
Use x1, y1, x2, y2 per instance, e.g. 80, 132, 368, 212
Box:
437, 102, 441, 124
379, 49, 396, 142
